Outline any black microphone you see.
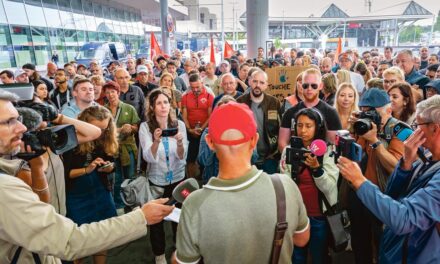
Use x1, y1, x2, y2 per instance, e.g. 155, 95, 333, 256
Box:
17, 107, 42, 131
165, 178, 199, 205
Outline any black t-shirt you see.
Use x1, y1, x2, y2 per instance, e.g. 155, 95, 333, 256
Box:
281, 100, 342, 130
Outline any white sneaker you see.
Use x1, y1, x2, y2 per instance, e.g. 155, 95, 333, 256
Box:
155, 254, 167, 264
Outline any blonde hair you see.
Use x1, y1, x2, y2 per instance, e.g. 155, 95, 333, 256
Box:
302, 55, 312, 67
383, 66, 405, 81
89, 75, 105, 86
336, 69, 351, 85
302, 68, 322, 81
159, 72, 177, 90
334, 82, 360, 115
77, 106, 118, 156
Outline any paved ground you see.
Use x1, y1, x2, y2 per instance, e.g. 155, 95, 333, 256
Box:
83, 221, 355, 264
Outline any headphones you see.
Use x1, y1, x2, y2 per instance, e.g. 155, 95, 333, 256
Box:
293, 108, 325, 135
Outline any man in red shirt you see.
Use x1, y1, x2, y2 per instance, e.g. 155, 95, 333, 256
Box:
182, 73, 214, 179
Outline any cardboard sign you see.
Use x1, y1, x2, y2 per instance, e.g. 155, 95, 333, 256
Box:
265, 66, 309, 101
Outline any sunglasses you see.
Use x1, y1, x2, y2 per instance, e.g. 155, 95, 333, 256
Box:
302, 83, 319, 90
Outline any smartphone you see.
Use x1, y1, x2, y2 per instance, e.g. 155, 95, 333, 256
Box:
393, 122, 413, 142
100, 162, 114, 169
162, 127, 178, 137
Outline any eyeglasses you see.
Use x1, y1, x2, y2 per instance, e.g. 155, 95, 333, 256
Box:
410, 121, 432, 130
384, 79, 397, 85
0, 116, 23, 129
302, 83, 319, 90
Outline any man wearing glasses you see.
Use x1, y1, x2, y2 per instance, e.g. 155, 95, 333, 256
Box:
278, 68, 342, 151
337, 95, 440, 263
0, 90, 173, 263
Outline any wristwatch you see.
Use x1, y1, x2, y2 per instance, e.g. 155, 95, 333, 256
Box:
370, 140, 382, 149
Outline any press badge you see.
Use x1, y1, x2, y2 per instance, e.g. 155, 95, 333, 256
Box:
165, 171, 173, 182
268, 110, 278, 120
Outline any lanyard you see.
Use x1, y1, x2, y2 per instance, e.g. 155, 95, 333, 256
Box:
162, 137, 173, 183
114, 106, 122, 125
56, 89, 70, 108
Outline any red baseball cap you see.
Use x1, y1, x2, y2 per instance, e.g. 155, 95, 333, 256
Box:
208, 102, 257, 145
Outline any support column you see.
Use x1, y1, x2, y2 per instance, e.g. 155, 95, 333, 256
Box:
246, 0, 269, 58
160, 0, 170, 54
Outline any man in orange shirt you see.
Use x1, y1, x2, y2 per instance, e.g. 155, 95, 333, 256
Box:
350, 88, 404, 264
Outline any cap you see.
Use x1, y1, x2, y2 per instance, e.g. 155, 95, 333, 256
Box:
338, 52, 353, 62
77, 64, 86, 70
426, 80, 440, 94
14, 69, 27, 78
359, 88, 390, 108
137, 65, 149, 74
22, 63, 36, 71
220, 60, 230, 66
208, 102, 257, 145
102, 80, 120, 93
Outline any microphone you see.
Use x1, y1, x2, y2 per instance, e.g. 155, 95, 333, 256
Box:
17, 107, 42, 131
309, 139, 327, 157
165, 178, 199, 205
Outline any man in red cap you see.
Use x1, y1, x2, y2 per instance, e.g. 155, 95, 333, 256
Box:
173, 102, 310, 264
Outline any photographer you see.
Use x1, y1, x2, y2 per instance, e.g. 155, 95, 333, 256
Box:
349, 88, 404, 264
0, 90, 174, 263
337, 95, 440, 263
279, 108, 339, 264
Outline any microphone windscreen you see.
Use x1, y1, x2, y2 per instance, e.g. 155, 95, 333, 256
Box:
172, 178, 200, 203
17, 107, 42, 131
310, 139, 327, 156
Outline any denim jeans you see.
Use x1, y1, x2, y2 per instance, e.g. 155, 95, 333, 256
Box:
292, 216, 329, 264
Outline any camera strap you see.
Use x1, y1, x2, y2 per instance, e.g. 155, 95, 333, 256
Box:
11, 247, 41, 264
269, 173, 288, 264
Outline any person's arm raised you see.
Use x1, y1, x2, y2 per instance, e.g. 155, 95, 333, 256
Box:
52, 114, 101, 144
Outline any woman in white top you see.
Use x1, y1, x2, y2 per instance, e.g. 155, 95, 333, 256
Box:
139, 88, 188, 263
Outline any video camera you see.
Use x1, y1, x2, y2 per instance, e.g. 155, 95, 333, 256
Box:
285, 136, 310, 182
334, 130, 362, 162
1, 84, 78, 159
353, 110, 382, 136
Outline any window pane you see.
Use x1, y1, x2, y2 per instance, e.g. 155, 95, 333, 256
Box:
71, 0, 86, 30
82, 0, 97, 31
49, 28, 67, 65
110, 7, 121, 34
0, 0, 8, 24
31, 26, 50, 65
57, 0, 76, 29
10, 25, 34, 66
3, 0, 29, 26
77, 30, 86, 46
87, 31, 98, 41
42, 0, 62, 28
0, 24, 15, 67
102, 5, 114, 33
24, 0, 47, 27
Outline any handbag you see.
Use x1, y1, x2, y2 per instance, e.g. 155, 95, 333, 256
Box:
321, 193, 351, 252
120, 145, 163, 207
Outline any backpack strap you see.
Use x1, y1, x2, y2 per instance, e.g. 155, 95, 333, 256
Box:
269, 174, 288, 264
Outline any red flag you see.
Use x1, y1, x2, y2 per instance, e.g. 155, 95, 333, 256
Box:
210, 36, 216, 65
335, 37, 342, 63
150, 32, 162, 60
224, 41, 234, 59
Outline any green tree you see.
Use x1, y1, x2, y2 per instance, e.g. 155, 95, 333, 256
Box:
274, 38, 282, 49
399, 25, 424, 43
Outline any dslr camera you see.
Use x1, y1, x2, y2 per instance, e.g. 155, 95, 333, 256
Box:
334, 130, 362, 162
353, 110, 381, 136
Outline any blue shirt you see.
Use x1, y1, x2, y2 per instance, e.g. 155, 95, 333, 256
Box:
356, 160, 440, 264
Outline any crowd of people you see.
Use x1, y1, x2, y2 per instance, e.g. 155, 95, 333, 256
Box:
0, 44, 439, 264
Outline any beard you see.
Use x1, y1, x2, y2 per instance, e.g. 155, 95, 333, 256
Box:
251, 87, 263, 98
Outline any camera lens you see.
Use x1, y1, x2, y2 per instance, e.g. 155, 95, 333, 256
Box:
353, 119, 372, 135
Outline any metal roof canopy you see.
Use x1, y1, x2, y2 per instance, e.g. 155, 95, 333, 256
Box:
239, 1, 433, 40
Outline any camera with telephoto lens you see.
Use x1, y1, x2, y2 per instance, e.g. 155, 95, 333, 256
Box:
334, 130, 362, 162
17, 125, 78, 160
285, 136, 311, 182
353, 110, 382, 136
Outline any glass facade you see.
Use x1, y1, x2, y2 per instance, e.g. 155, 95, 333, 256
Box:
0, 0, 145, 67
